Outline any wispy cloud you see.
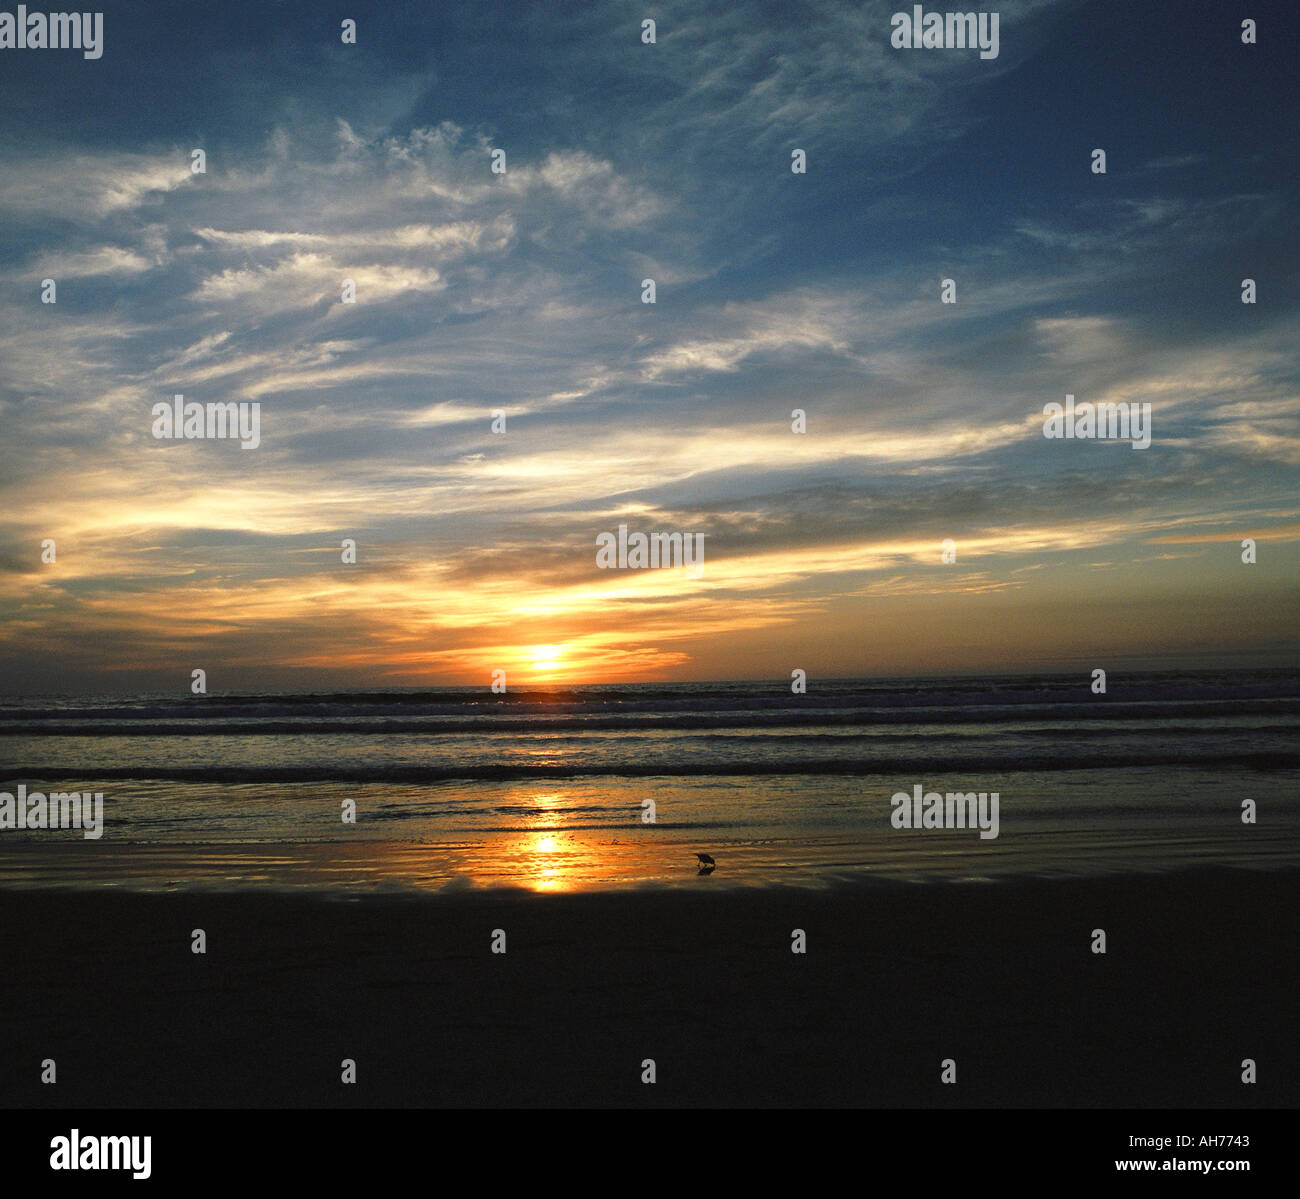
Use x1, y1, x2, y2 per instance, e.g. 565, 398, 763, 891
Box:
0, 0, 1296, 686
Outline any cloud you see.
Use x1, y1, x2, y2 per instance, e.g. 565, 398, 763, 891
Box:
192, 251, 445, 308
0, 151, 191, 219
0, 0, 1296, 685
17, 244, 158, 279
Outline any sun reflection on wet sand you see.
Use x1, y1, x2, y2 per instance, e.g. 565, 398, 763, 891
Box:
528, 830, 572, 891
0, 829, 1165, 894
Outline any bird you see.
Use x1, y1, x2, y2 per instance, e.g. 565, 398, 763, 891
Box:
694, 852, 715, 866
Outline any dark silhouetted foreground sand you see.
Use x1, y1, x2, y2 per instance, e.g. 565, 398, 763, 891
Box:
1, 868, 1295, 1107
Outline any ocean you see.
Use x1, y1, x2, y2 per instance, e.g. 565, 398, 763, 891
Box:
1, 669, 1297, 891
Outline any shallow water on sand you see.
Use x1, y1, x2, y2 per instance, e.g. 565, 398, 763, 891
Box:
2, 674, 1298, 891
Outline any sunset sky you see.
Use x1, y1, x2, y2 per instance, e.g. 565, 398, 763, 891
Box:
1, 0, 1297, 692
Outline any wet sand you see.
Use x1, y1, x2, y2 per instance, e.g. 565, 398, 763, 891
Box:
0, 867, 1295, 1107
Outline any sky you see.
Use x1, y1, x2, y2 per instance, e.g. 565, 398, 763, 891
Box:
0, 0, 1297, 693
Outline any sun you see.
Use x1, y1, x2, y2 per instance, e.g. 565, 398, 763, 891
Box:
528, 644, 566, 674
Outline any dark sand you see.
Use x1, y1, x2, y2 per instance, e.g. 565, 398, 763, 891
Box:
1, 868, 1295, 1107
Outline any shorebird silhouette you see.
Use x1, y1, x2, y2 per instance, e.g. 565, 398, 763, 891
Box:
694, 852, 715, 867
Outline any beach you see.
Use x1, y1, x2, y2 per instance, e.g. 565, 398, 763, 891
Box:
2, 866, 1294, 1108
2, 674, 1296, 1108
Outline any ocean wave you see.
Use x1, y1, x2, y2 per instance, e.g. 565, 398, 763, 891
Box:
2, 750, 1296, 783
3, 671, 1298, 727
3, 703, 1298, 736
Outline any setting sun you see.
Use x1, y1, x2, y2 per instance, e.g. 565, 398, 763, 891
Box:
528, 644, 567, 675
